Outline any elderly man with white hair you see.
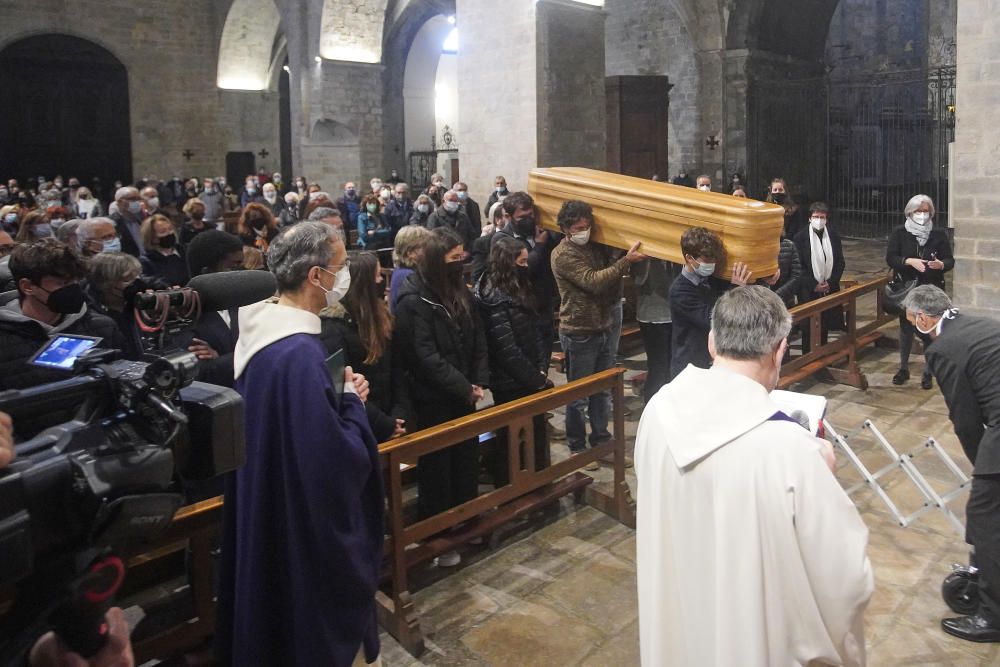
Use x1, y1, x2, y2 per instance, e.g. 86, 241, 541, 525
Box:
216, 221, 383, 667
636, 285, 873, 666
426, 188, 477, 249
77, 217, 122, 258
109, 186, 143, 256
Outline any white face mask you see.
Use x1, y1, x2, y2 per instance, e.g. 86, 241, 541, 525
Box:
264, 192, 277, 202
570, 229, 591, 246
319, 265, 351, 307
417, 204, 429, 214
810, 217, 826, 231
697, 184, 711, 192
910, 211, 931, 225
914, 314, 937, 336
443, 201, 460, 214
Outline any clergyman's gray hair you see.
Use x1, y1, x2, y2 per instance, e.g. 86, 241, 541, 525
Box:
711, 285, 792, 359
267, 221, 343, 292
903, 285, 953, 317
904, 194, 935, 219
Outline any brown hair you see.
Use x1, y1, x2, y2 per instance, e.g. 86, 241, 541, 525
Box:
14, 210, 47, 243
238, 203, 277, 237
342, 252, 393, 364
140, 214, 176, 249
486, 235, 536, 312
361, 193, 381, 213
680, 227, 724, 262
10, 238, 86, 296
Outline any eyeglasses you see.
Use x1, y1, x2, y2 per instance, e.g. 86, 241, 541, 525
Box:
320, 258, 351, 273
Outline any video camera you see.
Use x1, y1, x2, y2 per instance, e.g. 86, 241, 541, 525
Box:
0, 333, 245, 660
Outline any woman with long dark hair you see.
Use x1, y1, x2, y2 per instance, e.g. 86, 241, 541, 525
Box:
475, 235, 552, 486
321, 251, 409, 442
393, 226, 488, 567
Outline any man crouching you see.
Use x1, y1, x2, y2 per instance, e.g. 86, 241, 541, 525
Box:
635, 285, 873, 666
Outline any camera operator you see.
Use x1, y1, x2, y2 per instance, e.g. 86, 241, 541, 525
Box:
904, 286, 1000, 643
0, 239, 125, 391
0, 411, 135, 667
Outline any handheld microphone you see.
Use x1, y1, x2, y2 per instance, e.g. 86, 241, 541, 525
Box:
789, 409, 812, 432
187, 270, 277, 312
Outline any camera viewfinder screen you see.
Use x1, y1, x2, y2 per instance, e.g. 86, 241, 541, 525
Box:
30, 335, 100, 370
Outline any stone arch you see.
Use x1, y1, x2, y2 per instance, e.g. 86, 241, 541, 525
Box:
726, 0, 841, 61
319, 0, 390, 63
309, 118, 360, 146
217, 0, 283, 90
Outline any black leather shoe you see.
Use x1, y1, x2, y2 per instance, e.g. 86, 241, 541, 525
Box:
942, 614, 1000, 643
921, 373, 933, 390
892, 369, 910, 385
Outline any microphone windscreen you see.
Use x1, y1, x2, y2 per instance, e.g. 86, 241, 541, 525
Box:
789, 409, 812, 431
187, 270, 277, 312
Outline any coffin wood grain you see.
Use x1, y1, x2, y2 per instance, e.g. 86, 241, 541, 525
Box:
528, 167, 784, 278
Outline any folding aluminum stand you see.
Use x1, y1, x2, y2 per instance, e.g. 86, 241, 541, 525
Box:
824, 418, 971, 536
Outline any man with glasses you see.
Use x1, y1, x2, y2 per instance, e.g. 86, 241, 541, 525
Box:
0, 238, 124, 391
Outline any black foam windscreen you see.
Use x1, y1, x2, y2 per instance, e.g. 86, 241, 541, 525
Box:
187, 270, 277, 311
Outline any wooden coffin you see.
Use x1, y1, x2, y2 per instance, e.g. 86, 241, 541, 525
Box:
527, 167, 784, 279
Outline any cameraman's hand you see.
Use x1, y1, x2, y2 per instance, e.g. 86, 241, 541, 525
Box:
187, 338, 219, 360
30, 606, 134, 667
0, 411, 13, 468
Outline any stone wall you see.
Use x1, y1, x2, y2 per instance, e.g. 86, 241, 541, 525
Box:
1, 0, 279, 181
951, 0, 1000, 317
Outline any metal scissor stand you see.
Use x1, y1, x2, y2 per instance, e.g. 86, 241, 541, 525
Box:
824, 418, 971, 536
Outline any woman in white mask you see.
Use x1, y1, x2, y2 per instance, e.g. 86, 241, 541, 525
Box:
886, 194, 954, 387
792, 201, 846, 354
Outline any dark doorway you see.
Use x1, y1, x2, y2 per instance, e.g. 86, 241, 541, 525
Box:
606, 76, 672, 179
0, 34, 132, 189
226, 152, 255, 190
278, 60, 293, 181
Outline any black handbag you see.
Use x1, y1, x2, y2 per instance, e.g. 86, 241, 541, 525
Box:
883, 275, 918, 315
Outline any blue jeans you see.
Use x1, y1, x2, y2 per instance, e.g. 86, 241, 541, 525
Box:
560, 330, 614, 452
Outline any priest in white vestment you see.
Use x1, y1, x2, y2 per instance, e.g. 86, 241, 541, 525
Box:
635, 286, 873, 666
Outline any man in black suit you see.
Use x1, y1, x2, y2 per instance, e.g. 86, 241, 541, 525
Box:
905, 285, 1000, 642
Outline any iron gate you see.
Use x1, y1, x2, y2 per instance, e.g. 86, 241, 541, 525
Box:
748, 67, 956, 239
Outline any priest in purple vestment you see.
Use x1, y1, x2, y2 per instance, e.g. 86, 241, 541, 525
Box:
216, 221, 384, 666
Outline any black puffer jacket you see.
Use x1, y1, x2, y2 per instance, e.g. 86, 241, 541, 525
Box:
393, 273, 488, 408
474, 277, 548, 394
885, 225, 954, 289
0, 299, 125, 391
319, 302, 411, 442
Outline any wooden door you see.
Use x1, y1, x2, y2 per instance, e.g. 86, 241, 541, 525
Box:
606, 76, 672, 179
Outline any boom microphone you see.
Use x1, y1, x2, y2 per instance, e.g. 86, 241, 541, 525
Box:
187, 271, 277, 312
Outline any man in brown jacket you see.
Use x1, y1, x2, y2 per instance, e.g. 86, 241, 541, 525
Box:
551, 200, 645, 462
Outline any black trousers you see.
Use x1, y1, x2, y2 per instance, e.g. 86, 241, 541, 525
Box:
537, 316, 556, 374
639, 322, 672, 404
898, 313, 933, 375
415, 401, 479, 520
967, 473, 1000, 624
488, 388, 550, 487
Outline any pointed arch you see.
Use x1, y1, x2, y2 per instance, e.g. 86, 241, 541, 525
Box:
217, 0, 283, 90
319, 0, 390, 63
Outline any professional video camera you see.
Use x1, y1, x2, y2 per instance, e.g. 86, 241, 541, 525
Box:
0, 269, 276, 662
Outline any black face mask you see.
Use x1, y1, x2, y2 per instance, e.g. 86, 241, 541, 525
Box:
250, 219, 267, 230
771, 192, 787, 204
513, 217, 536, 237
375, 278, 387, 299
446, 261, 465, 282
158, 234, 177, 249
516, 265, 530, 281
41, 283, 85, 314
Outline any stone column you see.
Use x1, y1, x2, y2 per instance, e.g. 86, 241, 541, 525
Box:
951, 0, 1000, 316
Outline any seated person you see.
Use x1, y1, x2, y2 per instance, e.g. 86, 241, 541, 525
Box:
77, 217, 122, 259
0, 239, 124, 391
140, 214, 188, 287
85, 251, 145, 359
668, 227, 751, 379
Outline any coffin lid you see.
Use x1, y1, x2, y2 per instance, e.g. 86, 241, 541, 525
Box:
527, 167, 784, 279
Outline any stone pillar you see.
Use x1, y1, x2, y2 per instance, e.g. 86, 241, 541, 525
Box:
723, 49, 751, 183
457, 0, 606, 203
951, 0, 1000, 317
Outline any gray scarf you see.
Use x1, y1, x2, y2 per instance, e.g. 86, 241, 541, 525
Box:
904, 215, 932, 247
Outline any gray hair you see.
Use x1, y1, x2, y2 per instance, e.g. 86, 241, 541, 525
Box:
88, 252, 141, 293
904, 194, 935, 219
267, 221, 343, 292
902, 285, 953, 316
55, 219, 81, 245
77, 217, 116, 242
114, 186, 138, 202
710, 286, 792, 359
393, 224, 433, 268
307, 206, 339, 221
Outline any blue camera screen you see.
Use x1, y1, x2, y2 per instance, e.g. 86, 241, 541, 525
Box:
31, 336, 99, 370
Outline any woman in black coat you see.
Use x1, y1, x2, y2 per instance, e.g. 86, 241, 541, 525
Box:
793, 201, 846, 354
320, 251, 410, 442
885, 194, 954, 387
474, 236, 552, 486
393, 226, 488, 567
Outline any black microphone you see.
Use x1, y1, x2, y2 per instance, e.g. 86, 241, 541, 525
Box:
789, 409, 812, 432
187, 271, 277, 312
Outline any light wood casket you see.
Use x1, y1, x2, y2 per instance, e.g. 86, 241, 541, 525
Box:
527, 167, 785, 278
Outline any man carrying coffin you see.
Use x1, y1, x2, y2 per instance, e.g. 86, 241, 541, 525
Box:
635, 286, 873, 666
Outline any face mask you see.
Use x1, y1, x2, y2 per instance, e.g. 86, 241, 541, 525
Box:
319, 265, 351, 306
379, 189, 391, 201
367, 204, 378, 213
146, 197, 160, 210
446, 261, 465, 280
697, 185, 711, 192
273, 175, 282, 183
444, 201, 460, 214
33, 223, 53, 237
570, 229, 590, 246
246, 187, 257, 194
915, 314, 936, 335
417, 204, 429, 214
250, 219, 267, 230
695, 261, 716, 277
40, 283, 85, 314
810, 217, 826, 231
496, 186, 506, 194
371, 182, 383, 192
264, 192, 277, 202
158, 234, 177, 249
4, 213, 16, 225
516, 265, 529, 280
128, 200, 142, 215
346, 188, 356, 197
50, 219, 65, 229
771, 192, 786, 204
910, 212, 931, 225
54, 181, 63, 188
513, 217, 536, 236
219, 179, 227, 187
395, 192, 407, 201
457, 191, 468, 201
102, 237, 122, 253
204, 184, 214, 192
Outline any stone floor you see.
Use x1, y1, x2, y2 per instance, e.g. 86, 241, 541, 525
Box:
377, 238, 1000, 666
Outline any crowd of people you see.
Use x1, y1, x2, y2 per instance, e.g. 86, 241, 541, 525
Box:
0, 163, 966, 666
